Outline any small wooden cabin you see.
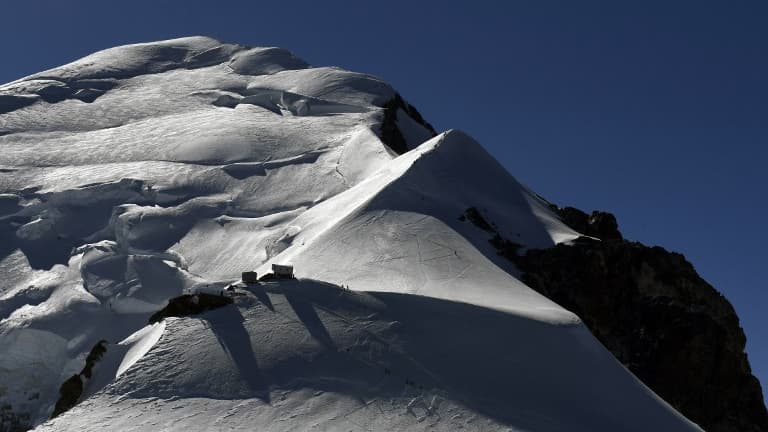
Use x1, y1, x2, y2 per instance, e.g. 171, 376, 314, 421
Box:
242, 271, 259, 284
272, 264, 294, 279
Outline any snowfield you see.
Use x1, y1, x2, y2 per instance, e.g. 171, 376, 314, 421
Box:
0, 36, 701, 431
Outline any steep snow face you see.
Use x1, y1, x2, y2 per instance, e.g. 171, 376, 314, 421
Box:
0, 37, 700, 431
255, 131, 580, 322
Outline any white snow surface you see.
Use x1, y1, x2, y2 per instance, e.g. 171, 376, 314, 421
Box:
0, 36, 702, 431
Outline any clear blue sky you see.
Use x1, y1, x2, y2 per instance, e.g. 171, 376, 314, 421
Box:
2, 0, 766, 400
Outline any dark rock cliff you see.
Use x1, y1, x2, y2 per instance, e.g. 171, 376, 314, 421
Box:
51, 340, 108, 419
463, 206, 768, 432
378, 93, 437, 155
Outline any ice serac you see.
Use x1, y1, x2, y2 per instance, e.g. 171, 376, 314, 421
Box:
0, 36, 753, 431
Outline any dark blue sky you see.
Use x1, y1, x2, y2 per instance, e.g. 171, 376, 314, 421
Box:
2, 1, 766, 400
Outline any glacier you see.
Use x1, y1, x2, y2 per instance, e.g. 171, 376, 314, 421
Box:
0, 36, 702, 431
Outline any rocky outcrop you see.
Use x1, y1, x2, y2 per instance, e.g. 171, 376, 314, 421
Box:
464, 206, 768, 432
148, 293, 233, 324
378, 93, 437, 155
519, 239, 766, 432
459, 207, 494, 232
51, 340, 107, 419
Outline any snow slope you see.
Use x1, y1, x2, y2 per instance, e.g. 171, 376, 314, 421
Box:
0, 37, 701, 431
39, 281, 699, 432
254, 130, 580, 323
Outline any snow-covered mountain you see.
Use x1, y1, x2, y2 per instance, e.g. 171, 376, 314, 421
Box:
0, 36, 718, 431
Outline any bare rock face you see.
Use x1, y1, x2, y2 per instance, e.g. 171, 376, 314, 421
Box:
378, 93, 436, 155
552, 206, 623, 241
51, 341, 108, 419
148, 293, 233, 324
513, 208, 768, 432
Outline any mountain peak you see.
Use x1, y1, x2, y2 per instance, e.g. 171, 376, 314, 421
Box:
2, 37, 761, 432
